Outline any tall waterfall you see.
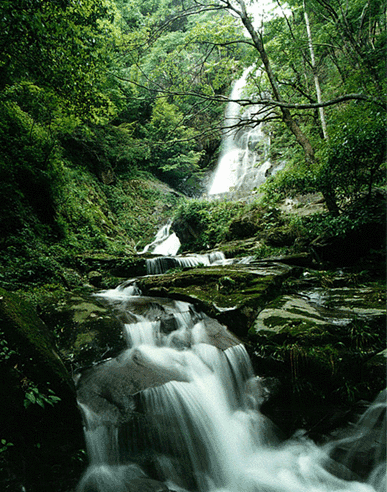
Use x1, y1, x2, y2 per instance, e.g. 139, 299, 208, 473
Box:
76, 285, 386, 492
207, 69, 276, 197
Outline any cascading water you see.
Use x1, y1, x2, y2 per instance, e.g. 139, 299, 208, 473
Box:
139, 221, 181, 256
75, 283, 386, 492
76, 6, 384, 489
207, 68, 280, 198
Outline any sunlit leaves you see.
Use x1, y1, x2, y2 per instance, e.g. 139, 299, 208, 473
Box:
0, 0, 121, 120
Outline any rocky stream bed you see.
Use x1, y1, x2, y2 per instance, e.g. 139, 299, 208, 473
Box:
0, 240, 385, 491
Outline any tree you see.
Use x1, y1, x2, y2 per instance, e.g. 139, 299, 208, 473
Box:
0, 0, 121, 120
0, 0, 124, 238
110, 0, 248, 192
124, 0, 385, 211
302, 0, 328, 140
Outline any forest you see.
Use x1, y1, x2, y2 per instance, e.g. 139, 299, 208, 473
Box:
0, 0, 386, 491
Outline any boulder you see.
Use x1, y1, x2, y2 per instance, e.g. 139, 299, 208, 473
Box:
75, 295, 242, 427
136, 261, 296, 337
251, 287, 386, 335
40, 293, 126, 369
74, 253, 148, 280
248, 286, 386, 435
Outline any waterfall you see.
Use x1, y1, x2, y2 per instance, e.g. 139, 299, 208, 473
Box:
139, 221, 181, 256
146, 251, 226, 275
76, 284, 386, 492
207, 68, 275, 198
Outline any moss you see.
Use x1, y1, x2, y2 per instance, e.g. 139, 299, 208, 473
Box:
70, 301, 107, 323
39, 293, 126, 367
286, 306, 325, 321
136, 264, 294, 337
0, 287, 71, 387
74, 330, 98, 349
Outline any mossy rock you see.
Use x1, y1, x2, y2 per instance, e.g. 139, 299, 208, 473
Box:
0, 288, 83, 491
40, 293, 126, 368
264, 225, 298, 247
250, 287, 386, 336
226, 206, 284, 240
136, 261, 296, 337
74, 253, 147, 279
248, 286, 386, 431
0, 287, 72, 389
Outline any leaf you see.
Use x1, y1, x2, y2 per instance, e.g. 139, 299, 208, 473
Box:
25, 392, 36, 404
37, 399, 45, 408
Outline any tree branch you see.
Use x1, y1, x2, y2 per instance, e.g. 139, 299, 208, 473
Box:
250, 93, 386, 110
113, 73, 385, 110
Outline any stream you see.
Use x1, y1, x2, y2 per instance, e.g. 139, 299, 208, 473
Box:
75, 277, 386, 492
75, 48, 385, 492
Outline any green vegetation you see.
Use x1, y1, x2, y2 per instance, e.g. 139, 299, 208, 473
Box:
24, 386, 61, 409
173, 199, 245, 250
1, 0, 385, 275
0, 0, 385, 488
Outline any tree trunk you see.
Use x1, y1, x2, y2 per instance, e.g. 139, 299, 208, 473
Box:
233, 0, 339, 213
235, 0, 316, 162
303, 1, 329, 140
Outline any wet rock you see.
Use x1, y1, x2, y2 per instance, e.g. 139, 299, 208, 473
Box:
77, 464, 173, 492
75, 294, 242, 425
75, 254, 148, 279
76, 350, 188, 426
249, 285, 386, 434
251, 287, 386, 335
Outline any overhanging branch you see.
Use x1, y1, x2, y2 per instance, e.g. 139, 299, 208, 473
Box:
114, 73, 385, 110
249, 94, 386, 110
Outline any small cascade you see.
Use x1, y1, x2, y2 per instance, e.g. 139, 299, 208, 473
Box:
145, 250, 257, 275
76, 283, 386, 492
139, 221, 181, 256
146, 251, 226, 275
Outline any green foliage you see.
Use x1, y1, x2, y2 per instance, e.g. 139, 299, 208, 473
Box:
254, 313, 385, 404
322, 106, 386, 201
262, 104, 386, 207
0, 0, 121, 120
24, 385, 61, 409
143, 98, 205, 191
174, 198, 244, 250
0, 439, 13, 454
297, 196, 386, 241
0, 332, 17, 362
102, 177, 184, 250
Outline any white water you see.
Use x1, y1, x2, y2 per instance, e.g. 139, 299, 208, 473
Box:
208, 69, 253, 195
207, 0, 291, 198
77, 285, 386, 492
207, 68, 277, 197
146, 250, 226, 274
139, 221, 181, 256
